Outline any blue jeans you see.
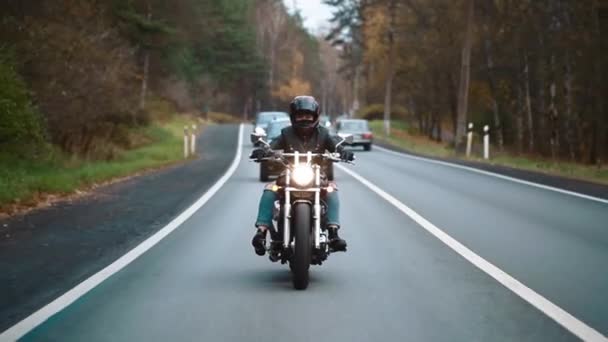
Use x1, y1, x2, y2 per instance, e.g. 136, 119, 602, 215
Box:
255, 189, 340, 228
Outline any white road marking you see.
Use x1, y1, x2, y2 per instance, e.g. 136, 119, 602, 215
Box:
0, 124, 244, 341
337, 163, 608, 342
374, 145, 608, 205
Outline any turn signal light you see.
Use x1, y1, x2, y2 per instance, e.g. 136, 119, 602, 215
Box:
326, 186, 335, 193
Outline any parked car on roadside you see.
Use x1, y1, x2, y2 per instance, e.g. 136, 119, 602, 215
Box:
336, 119, 373, 151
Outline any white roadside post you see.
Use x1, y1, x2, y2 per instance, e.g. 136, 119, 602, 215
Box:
184, 125, 190, 159
483, 125, 490, 160
466, 122, 474, 157
190, 124, 197, 155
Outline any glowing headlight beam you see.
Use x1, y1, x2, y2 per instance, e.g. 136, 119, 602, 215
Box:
292, 165, 315, 186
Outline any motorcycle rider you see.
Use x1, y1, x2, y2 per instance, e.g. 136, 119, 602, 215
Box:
250, 95, 354, 256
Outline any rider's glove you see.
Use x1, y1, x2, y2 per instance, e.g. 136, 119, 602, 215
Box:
339, 150, 355, 161
250, 148, 270, 160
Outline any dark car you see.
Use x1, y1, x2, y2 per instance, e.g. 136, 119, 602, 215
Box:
336, 119, 373, 151
259, 118, 291, 181
253, 111, 289, 146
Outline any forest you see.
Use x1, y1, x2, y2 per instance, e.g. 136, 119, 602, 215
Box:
1, 0, 347, 158
2, 0, 607, 165
325, 0, 608, 164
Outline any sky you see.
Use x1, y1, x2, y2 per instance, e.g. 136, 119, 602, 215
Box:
283, 0, 334, 34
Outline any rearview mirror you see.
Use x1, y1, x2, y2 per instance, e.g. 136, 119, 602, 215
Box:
344, 135, 354, 145
250, 132, 270, 147
336, 134, 354, 148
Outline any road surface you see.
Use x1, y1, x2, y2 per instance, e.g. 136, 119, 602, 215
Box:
6, 125, 608, 341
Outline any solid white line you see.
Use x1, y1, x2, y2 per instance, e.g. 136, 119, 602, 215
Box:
0, 124, 244, 341
336, 163, 608, 342
374, 145, 608, 205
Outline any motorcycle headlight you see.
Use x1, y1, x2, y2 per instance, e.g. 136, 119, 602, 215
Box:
291, 165, 315, 186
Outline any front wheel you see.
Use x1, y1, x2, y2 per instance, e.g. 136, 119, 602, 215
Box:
291, 203, 312, 290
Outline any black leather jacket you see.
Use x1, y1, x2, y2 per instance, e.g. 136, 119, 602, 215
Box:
269, 126, 343, 154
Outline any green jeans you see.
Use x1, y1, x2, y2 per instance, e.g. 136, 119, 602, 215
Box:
255, 189, 340, 228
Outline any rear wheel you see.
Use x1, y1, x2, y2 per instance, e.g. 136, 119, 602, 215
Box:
260, 162, 270, 182
291, 203, 312, 290
364, 143, 372, 151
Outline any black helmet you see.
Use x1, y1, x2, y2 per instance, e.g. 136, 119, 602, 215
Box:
289, 95, 320, 136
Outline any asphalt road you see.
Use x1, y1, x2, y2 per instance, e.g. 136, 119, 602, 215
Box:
0, 125, 237, 333
10, 127, 608, 341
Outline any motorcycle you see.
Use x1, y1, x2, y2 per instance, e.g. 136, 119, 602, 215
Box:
250, 132, 354, 290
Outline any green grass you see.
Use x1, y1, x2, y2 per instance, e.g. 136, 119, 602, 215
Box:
370, 120, 454, 158
482, 154, 608, 185
0, 116, 202, 210
369, 120, 608, 185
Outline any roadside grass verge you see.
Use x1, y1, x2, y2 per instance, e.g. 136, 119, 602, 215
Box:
369, 120, 608, 186
0, 115, 203, 212
369, 120, 454, 158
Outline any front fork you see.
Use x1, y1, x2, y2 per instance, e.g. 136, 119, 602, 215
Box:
313, 165, 321, 249
283, 169, 291, 249
282, 165, 323, 250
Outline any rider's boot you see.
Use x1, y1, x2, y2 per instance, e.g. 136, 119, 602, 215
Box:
252, 227, 267, 256
327, 225, 347, 251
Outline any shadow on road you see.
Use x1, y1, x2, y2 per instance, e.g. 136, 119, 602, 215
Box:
201, 267, 334, 292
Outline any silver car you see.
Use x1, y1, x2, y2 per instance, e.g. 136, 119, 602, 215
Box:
336, 119, 373, 151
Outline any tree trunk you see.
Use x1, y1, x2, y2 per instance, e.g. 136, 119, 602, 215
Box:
560, 1, 577, 162
353, 65, 361, 117
447, 71, 458, 143
549, 55, 559, 160
268, 42, 276, 108
138, 2, 152, 114
139, 50, 150, 113
524, 51, 534, 152
383, 71, 393, 136
564, 53, 576, 161
537, 32, 548, 156
592, 0, 606, 166
517, 83, 525, 154
484, 39, 504, 151
383, 0, 397, 136
436, 115, 443, 142
455, 0, 475, 149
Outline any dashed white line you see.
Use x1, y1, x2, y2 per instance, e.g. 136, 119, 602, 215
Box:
0, 124, 244, 341
374, 145, 608, 205
337, 163, 608, 342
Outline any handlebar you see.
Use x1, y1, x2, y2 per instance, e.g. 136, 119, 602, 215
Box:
254, 150, 352, 165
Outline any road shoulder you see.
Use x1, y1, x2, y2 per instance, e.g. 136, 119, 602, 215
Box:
375, 141, 608, 201
0, 124, 239, 332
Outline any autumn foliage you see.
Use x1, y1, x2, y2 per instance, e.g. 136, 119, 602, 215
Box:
0, 0, 338, 158
326, 0, 608, 163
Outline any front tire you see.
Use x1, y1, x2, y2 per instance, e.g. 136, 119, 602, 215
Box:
291, 203, 312, 290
